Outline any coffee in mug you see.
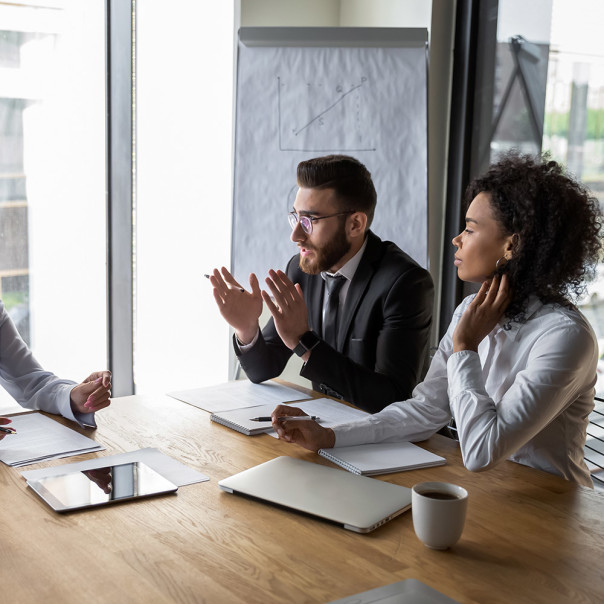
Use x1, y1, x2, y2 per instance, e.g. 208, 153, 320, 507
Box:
420, 491, 460, 500
412, 481, 468, 550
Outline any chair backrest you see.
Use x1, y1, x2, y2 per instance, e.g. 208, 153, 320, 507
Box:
587, 397, 604, 488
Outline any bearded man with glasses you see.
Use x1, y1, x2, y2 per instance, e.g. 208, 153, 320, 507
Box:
209, 155, 433, 412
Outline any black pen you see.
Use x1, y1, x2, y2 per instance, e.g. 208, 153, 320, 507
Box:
249, 415, 320, 422
0, 426, 16, 434
204, 273, 244, 293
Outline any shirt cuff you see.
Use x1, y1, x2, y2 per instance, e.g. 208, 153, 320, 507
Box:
61, 385, 97, 429
331, 420, 374, 448
235, 328, 260, 353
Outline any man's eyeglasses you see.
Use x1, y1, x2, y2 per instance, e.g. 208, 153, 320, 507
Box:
288, 211, 354, 235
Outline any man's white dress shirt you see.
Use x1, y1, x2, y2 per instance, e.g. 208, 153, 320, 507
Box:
333, 295, 597, 487
0, 301, 95, 427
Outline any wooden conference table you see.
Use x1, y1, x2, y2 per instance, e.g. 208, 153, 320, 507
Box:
1, 387, 603, 604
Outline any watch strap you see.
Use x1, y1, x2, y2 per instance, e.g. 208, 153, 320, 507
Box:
293, 341, 307, 356
293, 331, 320, 357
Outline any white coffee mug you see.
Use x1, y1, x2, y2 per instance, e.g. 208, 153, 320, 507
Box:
412, 481, 468, 550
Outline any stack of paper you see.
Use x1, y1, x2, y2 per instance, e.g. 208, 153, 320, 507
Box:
0, 413, 104, 467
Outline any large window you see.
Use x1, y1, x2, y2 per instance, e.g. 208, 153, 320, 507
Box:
484, 0, 604, 365
464, 0, 604, 346
544, 0, 604, 322
544, 0, 604, 483
458, 0, 604, 485
134, 1, 234, 394
0, 0, 107, 411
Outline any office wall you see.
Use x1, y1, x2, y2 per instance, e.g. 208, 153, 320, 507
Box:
241, 0, 340, 26
339, 0, 431, 26
241, 0, 432, 28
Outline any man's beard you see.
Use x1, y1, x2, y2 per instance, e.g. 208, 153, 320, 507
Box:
299, 227, 351, 275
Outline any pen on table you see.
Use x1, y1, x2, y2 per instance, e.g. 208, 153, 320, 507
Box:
204, 273, 244, 293
249, 416, 320, 422
0, 426, 16, 434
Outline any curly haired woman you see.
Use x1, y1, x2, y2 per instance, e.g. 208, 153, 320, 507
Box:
271, 152, 603, 487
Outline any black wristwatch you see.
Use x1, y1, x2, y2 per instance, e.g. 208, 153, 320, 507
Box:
293, 331, 321, 357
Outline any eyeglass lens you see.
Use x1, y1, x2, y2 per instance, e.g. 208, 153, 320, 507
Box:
288, 213, 312, 234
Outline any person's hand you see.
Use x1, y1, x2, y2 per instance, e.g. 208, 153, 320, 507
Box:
453, 274, 513, 352
70, 371, 112, 415
0, 417, 14, 441
262, 270, 310, 351
210, 267, 263, 345
271, 404, 336, 451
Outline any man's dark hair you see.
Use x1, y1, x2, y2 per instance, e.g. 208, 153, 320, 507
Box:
466, 151, 603, 321
297, 155, 377, 228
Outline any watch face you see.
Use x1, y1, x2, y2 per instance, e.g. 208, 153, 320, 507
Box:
300, 331, 320, 349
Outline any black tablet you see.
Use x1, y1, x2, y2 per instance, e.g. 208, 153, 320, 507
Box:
27, 461, 178, 512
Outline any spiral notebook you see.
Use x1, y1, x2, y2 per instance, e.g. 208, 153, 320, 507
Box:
210, 404, 277, 435
318, 441, 446, 476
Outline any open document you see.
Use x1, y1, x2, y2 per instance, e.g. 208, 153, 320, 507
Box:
168, 379, 311, 413
0, 412, 103, 467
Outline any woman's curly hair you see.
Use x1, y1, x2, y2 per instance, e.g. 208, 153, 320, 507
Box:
466, 151, 603, 322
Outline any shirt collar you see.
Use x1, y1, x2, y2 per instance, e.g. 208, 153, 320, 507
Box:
321, 237, 368, 283
496, 296, 543, 340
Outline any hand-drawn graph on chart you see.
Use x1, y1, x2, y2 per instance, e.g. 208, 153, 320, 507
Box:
277, 76, 377, 152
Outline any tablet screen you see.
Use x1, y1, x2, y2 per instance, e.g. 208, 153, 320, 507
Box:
27, 461, 178, 512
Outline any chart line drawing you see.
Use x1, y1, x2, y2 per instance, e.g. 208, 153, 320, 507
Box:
277, 76, 376, 152
293, 81, 365, 136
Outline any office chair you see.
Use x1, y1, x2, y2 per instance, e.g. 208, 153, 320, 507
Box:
587, 397, 604, 489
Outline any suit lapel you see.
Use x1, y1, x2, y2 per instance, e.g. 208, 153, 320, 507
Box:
336, 232, 381, 349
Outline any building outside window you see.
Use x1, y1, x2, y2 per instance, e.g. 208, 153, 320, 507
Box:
472, 0, 604, 484
543, 0, 604, 484
0, 0, 107, 411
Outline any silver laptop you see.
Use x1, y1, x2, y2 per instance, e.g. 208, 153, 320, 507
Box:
218, 456, 412, 533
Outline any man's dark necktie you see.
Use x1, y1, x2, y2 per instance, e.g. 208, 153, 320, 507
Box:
323, 274, 346, 348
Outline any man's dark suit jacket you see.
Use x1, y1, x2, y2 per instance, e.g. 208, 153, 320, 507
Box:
235, 230, 434, 413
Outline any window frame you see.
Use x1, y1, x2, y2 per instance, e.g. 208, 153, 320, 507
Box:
106, 0, 135, 396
